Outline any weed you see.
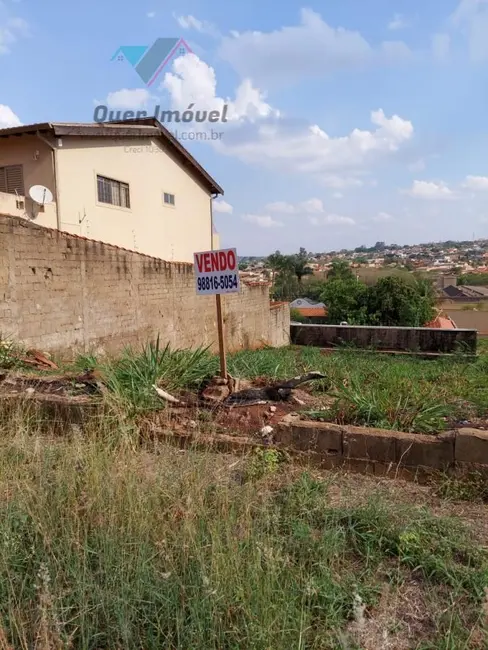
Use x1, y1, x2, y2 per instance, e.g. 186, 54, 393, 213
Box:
72, 352, 99, 371
434, 471, 488, 503
328, 381, 451, 433
0, 398, 484, 649
104, 336, 216, 412
246, 447, 284, 480
0, 335, 24, 370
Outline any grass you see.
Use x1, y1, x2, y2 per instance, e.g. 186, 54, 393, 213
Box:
0, 406, 486, 649
227, 344, 488, 433
12, 336, 488, 434
0, 335, 26, 370
434, 471, 488, 503
59, 339, 488, 433
83, 337, 218, 413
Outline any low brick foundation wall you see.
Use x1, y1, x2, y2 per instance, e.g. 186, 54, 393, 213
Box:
291, 323, 477, 354
274, 420, 488, 481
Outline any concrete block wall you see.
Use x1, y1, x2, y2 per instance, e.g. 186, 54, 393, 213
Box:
0, 215, 290, 355
274, 420, 488, 482
291, 323, 477, 354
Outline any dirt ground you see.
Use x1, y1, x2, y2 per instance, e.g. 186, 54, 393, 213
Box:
0, 371, 98, 397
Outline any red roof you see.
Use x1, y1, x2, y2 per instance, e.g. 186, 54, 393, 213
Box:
425, 315, 456, 329
294, 307, 327, 318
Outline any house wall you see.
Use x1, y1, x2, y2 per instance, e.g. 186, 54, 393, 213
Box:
0, 135, 57, 228
445, 310, 488, 337
54, 136, 214, 262
0, 191, 57, 229
0, 135, 55, 194
0, 215, 289, 354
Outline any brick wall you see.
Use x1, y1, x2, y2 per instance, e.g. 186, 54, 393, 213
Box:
291, 323, 477, 354
0, 215, 290, 354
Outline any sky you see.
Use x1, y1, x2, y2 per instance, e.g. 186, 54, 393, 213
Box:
2, 0, 488, 255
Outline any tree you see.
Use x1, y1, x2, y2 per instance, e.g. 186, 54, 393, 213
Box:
458, 273, 488, 286
321, 279, 369, 324
266, 250, 297, 301
291, 248, 313, 286
327, 260, 354, 282
366, 276, 435, 327
266, 248, 313, 300
301, 277, 327, 301
266, 250, 290, 273
321, 275, 435, 326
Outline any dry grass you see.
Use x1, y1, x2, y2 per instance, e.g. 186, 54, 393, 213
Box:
0, 400, 485, 648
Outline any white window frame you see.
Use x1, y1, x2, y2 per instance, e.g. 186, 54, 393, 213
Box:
163, 192, 176, 207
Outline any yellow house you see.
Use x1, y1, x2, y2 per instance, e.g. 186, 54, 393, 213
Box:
0, 118, 223, 261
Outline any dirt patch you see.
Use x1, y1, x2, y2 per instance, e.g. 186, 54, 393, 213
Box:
346, 577, 434, 650
0, 371, 99, 397
214, 402, 296, 436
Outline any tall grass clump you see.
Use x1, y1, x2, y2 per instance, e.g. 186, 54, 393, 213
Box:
327, 380, 451, 433
228, 345, 488, 432
0, 407, 485, 649
103, 336, 217, 412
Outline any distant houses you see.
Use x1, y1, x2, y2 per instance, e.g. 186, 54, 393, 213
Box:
290, 298, 327, 321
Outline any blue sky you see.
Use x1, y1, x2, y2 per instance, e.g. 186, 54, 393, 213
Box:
2, 0, 488, 255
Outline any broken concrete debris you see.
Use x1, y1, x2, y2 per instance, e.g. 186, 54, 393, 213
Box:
224, 372, 327, 407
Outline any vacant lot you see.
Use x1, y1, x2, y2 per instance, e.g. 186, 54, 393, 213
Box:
0, 341, 488, 647
4, 338, 488, 434
90, 340, 485, 433
0, 409, 487, 649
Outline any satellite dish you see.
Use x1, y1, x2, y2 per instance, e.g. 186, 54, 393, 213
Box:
29, 185, 53, 205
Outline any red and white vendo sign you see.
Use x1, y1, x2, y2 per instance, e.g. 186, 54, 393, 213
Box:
194, 248, 240, 295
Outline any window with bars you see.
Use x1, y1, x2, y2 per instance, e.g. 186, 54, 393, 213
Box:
97, 175, 130, 208
0, 165, 25, 196
163, 192, 175, 206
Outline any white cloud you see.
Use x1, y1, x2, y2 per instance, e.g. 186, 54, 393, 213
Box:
463, 175, 488, 190
217, 108, 413, 182
265, 201, 297, 214
265, 199, 354, 226
242, 214, 283, 228
162, 53, 276, 121
333, 192, 343, 199
213, 199, 233, 214
6, 17, 29, 35
373, 211, 394, 222
450, 0, 488, 61
147, 11, 156, 18
265, 198, 324, 214
408, 159, 426, 173
175, 14, 219, 37
105, 88, 155, 109
388, 13, 408, 30
218, 8, 412, 87
0, 104, 21, 128
162, 53, 413, 185
0, 16, 29, 54
309, 214, 355, 226
432, 33, 450, 61
406, 180, 455, 200
321, 175, 364, 189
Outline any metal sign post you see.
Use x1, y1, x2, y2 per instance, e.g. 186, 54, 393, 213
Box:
215, 294, 227, 378
194, 248, 240, 379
